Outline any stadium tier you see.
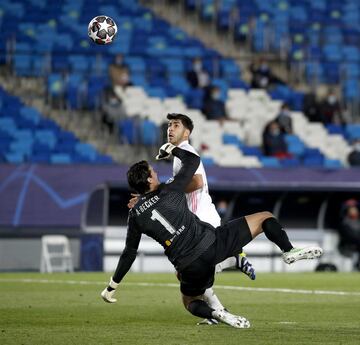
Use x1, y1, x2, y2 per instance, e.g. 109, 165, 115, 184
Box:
0, 0, 359, 167
185, 0, 360, 100
0, 87, 113, 164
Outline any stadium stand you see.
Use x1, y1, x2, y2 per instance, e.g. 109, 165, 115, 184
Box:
182, 0, 360, 106
0, 0, 358, 168
0, 87, 113, 164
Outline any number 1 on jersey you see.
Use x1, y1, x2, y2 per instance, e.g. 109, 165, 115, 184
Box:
150, 209, 176, 235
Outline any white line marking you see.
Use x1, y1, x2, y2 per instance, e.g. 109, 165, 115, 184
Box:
278, 321, 297, 324
1, 278, 360, 297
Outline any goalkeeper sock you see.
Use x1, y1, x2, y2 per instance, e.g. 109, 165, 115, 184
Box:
262, 217, 293, 252
203, 288, 225, 310
106, 277, 119, 292
188, 300, 214, 319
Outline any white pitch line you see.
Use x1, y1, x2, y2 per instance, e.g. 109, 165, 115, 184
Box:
0, 278, 360, 297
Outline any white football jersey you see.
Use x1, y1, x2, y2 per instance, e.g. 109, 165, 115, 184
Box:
173, 141, 221, 228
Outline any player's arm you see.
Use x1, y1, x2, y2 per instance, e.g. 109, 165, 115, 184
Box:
156, 143, 200, 192
168, 147, 200, 191
101, 214, 141, 303
172, 145, 204, 193
184, 174, 203, 193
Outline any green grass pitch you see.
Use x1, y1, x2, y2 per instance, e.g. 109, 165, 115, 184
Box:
0, 272, 359, 345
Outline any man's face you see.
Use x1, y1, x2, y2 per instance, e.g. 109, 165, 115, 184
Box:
148, 166, 160, 190
167, 119, 189, 146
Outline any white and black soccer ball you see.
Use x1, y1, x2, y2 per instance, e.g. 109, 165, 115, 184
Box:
88, 15, 117, 45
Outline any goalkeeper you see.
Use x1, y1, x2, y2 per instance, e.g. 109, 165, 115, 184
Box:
101, 143, 323, 328
128, 113, 255, 326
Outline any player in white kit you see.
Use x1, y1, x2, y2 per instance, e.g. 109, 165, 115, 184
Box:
166, 113, 255, 325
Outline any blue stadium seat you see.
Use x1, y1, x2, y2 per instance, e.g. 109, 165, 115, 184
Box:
13, 54, 32, 77
202, 156, 216, 166
223, 134, 241, 145
303, 156, 324, 167
260, 157, 281, 168
118, 118, 139, 145
50, 153, 72, 164
242, 146, 262, 157
345, 124, 360, 141
5, 152, 25, 164
280, 157, 301, 168
323, 158, 343, 169
140, 119, 159, 146
75, 143, 98, 161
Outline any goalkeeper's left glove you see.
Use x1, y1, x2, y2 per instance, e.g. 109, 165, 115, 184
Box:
101, 277, 119, 303
155, 143, 176, 160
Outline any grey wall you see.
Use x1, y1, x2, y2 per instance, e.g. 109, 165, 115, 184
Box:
0, 238, 80, 271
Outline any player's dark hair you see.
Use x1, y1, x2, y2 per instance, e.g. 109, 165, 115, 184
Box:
127, 160, 151, 194
167, 113, 194, 133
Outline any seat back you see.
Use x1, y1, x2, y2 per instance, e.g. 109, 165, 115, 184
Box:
40, 235, 74, 273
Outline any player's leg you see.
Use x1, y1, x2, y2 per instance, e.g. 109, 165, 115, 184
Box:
244, 212, 323, 264
215, 253, 256, 280
176, 273, 221, 324
203, 287, 224, 310
182, 293, 250, 328
182, 294, 214, 320
179, 248, 224, 325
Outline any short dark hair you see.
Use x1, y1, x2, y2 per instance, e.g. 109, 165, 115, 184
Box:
167, 113, 194, 133
127, 160, 151, 194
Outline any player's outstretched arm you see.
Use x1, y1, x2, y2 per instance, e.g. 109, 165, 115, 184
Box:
101, 216, 141, 303
185, 174, 203, 193
164, 146, 200, 192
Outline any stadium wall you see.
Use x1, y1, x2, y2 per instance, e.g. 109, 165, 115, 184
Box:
1, 164, 359, 272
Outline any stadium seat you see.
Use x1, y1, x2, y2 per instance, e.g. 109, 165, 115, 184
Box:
50, 153, 72, 164
40, 235, 74, 273
140, 119, 159, 146
260, 157, 281, 168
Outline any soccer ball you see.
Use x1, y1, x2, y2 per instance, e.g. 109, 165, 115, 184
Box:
88, 15, 117, 45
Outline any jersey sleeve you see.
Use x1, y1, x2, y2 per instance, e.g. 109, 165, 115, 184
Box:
112, 213, 142, 283
172, 156, 182, 176
174, 144, 202, 176
165, 147, 200, 192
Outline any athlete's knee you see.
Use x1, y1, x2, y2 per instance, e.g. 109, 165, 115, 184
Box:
255, 212, 274, 231
261, 211, 274, 220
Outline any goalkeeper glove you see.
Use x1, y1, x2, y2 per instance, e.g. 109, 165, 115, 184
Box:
101, 277, 119, 303
155, 143, 176, 160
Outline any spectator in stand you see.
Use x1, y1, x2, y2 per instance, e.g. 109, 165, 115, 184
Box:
348, 139, 360, 166
249, 57, 285, 90
338, 199, 360, 270
108, 53, 133, 95
202, 86, 229, 123
303, 92, 323, 123
319, 89, 343, 125
186, 57, 211, 89
276, 103, 293, 134
216, 200, 231, 225
262, 120, 290, 158
101, 87, 127, 135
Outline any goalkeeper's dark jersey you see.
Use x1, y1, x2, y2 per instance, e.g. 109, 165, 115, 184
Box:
113, 148, 216, 283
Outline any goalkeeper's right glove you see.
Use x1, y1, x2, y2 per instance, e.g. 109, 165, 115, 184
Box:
155, 143, 176, 160
101, 277, 119, 303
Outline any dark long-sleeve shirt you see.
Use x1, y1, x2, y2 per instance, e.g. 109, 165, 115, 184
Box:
113, 147, 216, 283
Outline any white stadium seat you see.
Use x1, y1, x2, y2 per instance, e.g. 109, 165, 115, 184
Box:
40, 235, 74, 273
